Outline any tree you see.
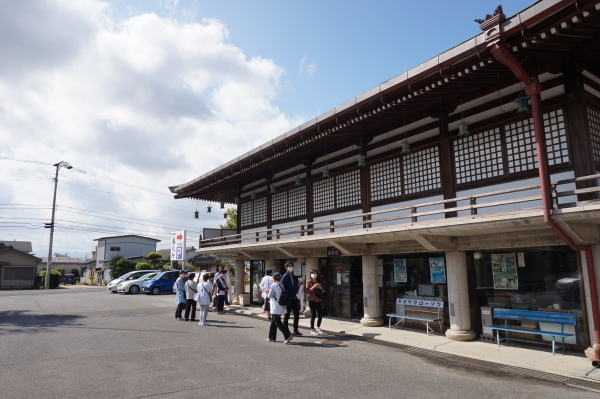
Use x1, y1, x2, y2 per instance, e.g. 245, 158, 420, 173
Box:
108, 254, 124, 278
146, 252, 163, 270
135, 262, 150, 270
113, 258, 135, 277
220, 208, 237, 230
71, 268, 80, 278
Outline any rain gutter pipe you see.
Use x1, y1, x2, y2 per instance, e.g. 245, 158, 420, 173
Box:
491, 42, 600, 364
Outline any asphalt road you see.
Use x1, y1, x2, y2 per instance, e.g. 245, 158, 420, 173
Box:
0, 287, 596, 399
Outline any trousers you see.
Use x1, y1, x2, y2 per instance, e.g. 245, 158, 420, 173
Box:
284, 298, 300, 333
175, 302, 185, 319
309, 301, 323, 329
184, 299, 197, 320
269, 314, 291, 341
217, 294, 226, 312
199, 304, 209, 324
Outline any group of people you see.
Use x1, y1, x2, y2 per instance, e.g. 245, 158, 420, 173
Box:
260, 262, 325, 344
173, 266, 232, 326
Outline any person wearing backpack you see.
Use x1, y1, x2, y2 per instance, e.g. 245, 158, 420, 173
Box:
281, 262, 302, 336
174, 270, 187, 321
306, 269, 325, 335
267, 273, 293, 344
194, 273, 213, 326
184, 273, 198, 322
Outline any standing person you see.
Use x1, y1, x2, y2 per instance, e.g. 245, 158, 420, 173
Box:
281, 262, 302, 336
225, 265, 233, 307
260, 270, 273, 319
267, 273, 293, 344
195, 273, 213, 326
297, 277, 306, 315
215, 270, 228, 315
213, 267, 224, 310
174, 270, 187, 321
306, 269, 325, 335
184, 273, 198, 322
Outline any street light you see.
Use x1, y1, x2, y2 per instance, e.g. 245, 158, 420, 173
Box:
45, 161, 72, 290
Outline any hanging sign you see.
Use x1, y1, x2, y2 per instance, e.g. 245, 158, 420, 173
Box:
215, 254, 238, 260
171, 230, 186, 261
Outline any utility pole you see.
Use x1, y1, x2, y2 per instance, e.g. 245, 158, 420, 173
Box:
45, 161, 72, 289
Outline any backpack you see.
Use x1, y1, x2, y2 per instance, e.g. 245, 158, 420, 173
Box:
277, 283, 288, 306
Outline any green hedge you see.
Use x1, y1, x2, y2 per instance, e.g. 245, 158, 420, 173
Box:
39, 269, 63, 289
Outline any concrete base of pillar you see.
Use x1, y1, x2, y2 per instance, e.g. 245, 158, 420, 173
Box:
360, 317, 384, 327
232, 300, 241, 305
445, 329, 477, 341
584, 347, 600, 362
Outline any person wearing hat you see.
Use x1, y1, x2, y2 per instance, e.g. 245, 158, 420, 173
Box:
281, 262, 302, 336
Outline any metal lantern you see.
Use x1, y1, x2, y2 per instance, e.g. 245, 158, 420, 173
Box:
194, 210, 199, 219
251, 191, 257, 200
223, 212, 227, 219
220, 201, 224, 209
322, 166, 330, 178
515, 94, 531, 115
207, 205, 212, 213
234, 197, 240, 205
270, 184, 277, 194
295, 175, 302, 187
400, 139, 411, 155
458, 119, 470, 138
357, 153, 366, 167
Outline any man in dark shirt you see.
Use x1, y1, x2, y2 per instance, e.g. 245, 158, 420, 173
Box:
281, 262, 302, 336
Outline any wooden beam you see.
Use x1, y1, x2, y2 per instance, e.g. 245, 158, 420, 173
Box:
327, 240, 353, 255
409, 232, 440, 251
277, 247, 296, 258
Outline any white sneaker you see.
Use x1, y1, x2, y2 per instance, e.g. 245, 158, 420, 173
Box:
202, 322, 210, 326
284, 336, 294, 345
177, 318, 184, 321
316, 328, 324, 335
311, 330, 319, 336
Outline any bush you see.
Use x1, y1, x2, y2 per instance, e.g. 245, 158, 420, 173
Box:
135, 262, 150, 270
39, 269, 63, 289
71, 268, 80, 278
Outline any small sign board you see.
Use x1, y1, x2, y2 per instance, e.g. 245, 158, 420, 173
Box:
396, 298, 444, 308
327, 247, 341, 257
171, 230, 186, 261
215, 254, 238, 260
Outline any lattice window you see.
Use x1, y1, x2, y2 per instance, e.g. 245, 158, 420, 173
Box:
370, 158, 402, 201
454, 128, 504, 184
403, 146, 441, 194
314, 178, 335, 213
543, 109, 569, 166
288, 186, 307, 218
272, 191, 287, 221
336, 170, 361, 208
505, 118, 537, 173
254, 197, 267, 225
240, 201, 253, 227
589, 107, 600, 163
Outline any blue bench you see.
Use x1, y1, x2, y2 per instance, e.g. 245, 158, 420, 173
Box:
484, 308, 576, 355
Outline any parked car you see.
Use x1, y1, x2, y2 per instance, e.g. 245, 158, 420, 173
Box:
556, 272, 581, 301
62, 274, 76, 285
142, 270, 190, 295
117, 272, 159, 294
107, 270, 156, 293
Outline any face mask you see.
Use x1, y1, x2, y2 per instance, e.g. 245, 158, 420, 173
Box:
311, 274, 317, 279
288, 267, 294, 272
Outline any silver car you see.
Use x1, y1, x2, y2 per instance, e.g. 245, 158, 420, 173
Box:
107, 270, 156, 293
117, 272, 159, 294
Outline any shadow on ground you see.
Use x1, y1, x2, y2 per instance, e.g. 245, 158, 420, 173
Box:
0, 310, 85, 335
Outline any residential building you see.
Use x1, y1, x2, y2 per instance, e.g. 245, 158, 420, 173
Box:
170, 0, 600, 362
0, 242, 40, 289
38, 253, 84, 275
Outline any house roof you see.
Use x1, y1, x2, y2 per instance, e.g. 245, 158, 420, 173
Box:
39, 256, 84, 264
0, 243, 41, 262
79, 259, 96, 266
0, 240, 33, 253
170, 0, 599, 203
93, 235, 161, 242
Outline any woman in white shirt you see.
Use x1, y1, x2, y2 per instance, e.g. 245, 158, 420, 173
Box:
259, 270, 273, 319
195, 273, 213, 326
267, 273, 293, 344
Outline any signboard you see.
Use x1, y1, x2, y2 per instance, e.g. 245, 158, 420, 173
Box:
396, 298, 444, 308
215, 254, 238, 260
327, 247, 341, 257
429, 257, 446, 283
491, 253, 518, 290
393, 259, 407, 283
171, 230, 186, 261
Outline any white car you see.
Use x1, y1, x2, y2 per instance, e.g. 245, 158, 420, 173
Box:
107, 270, 155, 293
117, 272, 159, 294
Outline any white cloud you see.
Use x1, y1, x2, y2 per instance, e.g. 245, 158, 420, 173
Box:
299, 54, 317, 76
0, 0, 304, 257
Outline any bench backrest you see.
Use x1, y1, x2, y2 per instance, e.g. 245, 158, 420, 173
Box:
493, 308, 576, 325
396, 298, 443, 308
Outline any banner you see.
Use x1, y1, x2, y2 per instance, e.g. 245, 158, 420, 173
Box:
491, 253, 518, 290
393, 259, 407, 282
429, 257, 446, 283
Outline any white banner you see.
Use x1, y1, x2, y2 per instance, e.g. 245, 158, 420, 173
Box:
396, 298, 443, 308
171, 230, 186, 261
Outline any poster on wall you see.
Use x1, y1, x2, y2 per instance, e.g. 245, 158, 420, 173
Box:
393, 259, 407, 283
491, 253, 519, 290
429, 257, 447, 283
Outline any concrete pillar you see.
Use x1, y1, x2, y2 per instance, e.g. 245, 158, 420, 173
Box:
445, 252, 476, 341
582, 246, 600, 360
303, 257, 319, 318
360, 255, 383, 326
232, 259, 244, 305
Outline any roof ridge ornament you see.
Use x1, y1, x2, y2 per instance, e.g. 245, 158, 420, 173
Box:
476, 5, 506, 46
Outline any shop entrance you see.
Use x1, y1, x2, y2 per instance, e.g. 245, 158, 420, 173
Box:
322, 256, 363, 319
250, 260, 264, 305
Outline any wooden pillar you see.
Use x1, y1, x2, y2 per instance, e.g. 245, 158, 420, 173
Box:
305, 161, 314, 235
438, 108, 457, 218
360, 140, 371, 228
266, 176, 273, 240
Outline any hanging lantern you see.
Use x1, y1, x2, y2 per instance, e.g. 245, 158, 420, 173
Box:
322, 166, 330, 178
270, 184, 277, 194
401, 139, 411, 155
357, 153, 366, 167
458, 120, 470, 138
251, 191, 257, 200
295, 175, 302, 187
515, 94, 531, 115
207, 205, 212, 213
220, 201, 225, 209
194, 210, 199, 219
223, 212, 227, 219
234, 197, 240, 205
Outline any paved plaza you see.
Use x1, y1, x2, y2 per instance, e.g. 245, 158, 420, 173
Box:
0, 287, 597, 399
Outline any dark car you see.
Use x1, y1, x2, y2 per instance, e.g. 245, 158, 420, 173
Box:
63, 274, 76, 285
141, 271, 180, 295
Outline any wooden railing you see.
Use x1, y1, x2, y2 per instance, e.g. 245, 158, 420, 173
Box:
199, 174, 600, 248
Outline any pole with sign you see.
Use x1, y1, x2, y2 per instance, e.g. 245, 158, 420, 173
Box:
171, 230, 186, 269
